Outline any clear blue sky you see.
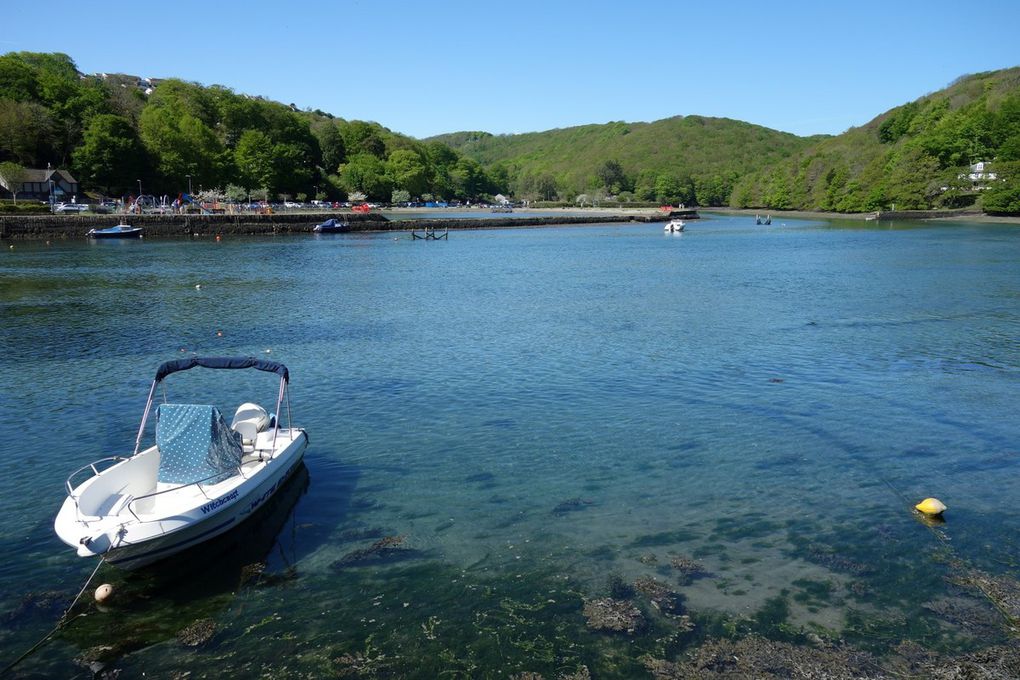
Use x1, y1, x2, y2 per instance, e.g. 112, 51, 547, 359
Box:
5, 0, 1020, 139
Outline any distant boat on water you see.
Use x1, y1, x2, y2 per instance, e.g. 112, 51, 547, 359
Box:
755, 214, 771, 225
313, 218, 350, 233
87, 224, 143, 239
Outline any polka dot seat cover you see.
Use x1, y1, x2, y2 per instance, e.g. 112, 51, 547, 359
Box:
155, 404, 243, 484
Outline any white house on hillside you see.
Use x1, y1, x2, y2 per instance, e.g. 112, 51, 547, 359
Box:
960, 161, 997, 189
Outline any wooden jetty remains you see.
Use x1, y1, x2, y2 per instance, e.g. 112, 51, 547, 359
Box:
410, 224, 449, 240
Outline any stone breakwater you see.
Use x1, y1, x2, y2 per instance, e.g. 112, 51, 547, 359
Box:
0, 210, 695, 240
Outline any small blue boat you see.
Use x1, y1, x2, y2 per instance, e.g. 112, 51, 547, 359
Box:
313, 218, 350, 233
88, 224, 143, 239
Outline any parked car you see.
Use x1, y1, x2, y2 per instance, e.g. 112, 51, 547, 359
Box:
283, 201, 304, 209
54, 203, 89, 213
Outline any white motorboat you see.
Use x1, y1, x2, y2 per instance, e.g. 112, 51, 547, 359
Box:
664, 219, 685, 232
87, 224, 143, 239
54, 356, 309, 569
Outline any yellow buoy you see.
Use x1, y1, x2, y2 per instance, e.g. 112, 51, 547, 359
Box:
94, 583, 114, 603
915, 497, 947, 516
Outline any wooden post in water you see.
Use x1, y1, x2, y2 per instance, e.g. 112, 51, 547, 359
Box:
411, 225, 448, 240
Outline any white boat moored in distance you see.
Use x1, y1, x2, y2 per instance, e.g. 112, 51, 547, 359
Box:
54, 356, 309, 570
664, 219, 685, 232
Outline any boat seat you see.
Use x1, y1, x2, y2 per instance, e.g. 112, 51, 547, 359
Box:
233, 420, 260, 451
231, 402, 271, 456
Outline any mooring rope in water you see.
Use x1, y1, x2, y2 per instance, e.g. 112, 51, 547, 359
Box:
1, 557, 105, 676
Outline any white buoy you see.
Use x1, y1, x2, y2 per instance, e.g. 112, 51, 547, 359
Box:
195, 284, 201, 290
94, 583, 113, 603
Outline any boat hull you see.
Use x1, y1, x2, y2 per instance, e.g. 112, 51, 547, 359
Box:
88, 227, 143, 239
313, 218, 349, 233
56, 430, 308, 570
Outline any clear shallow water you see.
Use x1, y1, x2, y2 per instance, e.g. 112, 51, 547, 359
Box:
1, 215, 1018, 676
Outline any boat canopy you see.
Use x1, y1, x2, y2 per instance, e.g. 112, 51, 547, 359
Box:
155, 356, 289, 383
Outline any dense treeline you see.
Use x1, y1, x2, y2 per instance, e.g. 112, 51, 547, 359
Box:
3, 52, 1020, 213
429, 117, 818, 206
0, 52, 505, 202
730, 68, 1020, 214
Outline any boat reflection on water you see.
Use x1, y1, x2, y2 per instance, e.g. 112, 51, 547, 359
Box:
59, 463, 310, 660
137, 460, 310, 589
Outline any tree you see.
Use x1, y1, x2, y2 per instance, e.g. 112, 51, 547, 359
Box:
386, 149, 429, 196
314, 122, 346, 171
391, 189, 411, 204
982, 162, 1020, 214
633, 169, 659, 202
1, 53, 111, 165
424, 141, 458, 197
487, 163, 510, 195
451, 157, 487, 199
534, 174, 558, 201
73, 114, 147, 195
884, 146, 940, 210
0, 161, 27, 203
596, 159, 627, 193
694, 173, 733, 206
654, 173, 694, 205
234, 129, 275, 192
339, 153, 390, 200
225, 184, 247, 202
271, 141, 314, 196
139, 106, 223, 191
0, 98, 53, 164
0, 56, 39, 101
339, 120, 386, 158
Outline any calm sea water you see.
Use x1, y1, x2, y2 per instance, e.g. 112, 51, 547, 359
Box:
1, 214, 1018, 676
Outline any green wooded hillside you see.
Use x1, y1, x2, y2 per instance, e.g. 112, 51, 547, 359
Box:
0, 52, 503, 203
729, 68, 1020, 214
2, 51, 1019, 213
429, 117, 821, 206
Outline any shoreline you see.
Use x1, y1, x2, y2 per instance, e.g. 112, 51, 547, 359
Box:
0, 210, 682, 240
3, 206, 1017, 240
704, 206, 1020, 224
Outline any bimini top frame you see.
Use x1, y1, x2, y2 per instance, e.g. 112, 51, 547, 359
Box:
133, 356, 293, 456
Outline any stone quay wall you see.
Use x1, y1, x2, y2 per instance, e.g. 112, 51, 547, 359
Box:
0, 210, 693, 240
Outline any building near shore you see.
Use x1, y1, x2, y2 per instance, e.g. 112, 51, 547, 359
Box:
4, 168, 80, 202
